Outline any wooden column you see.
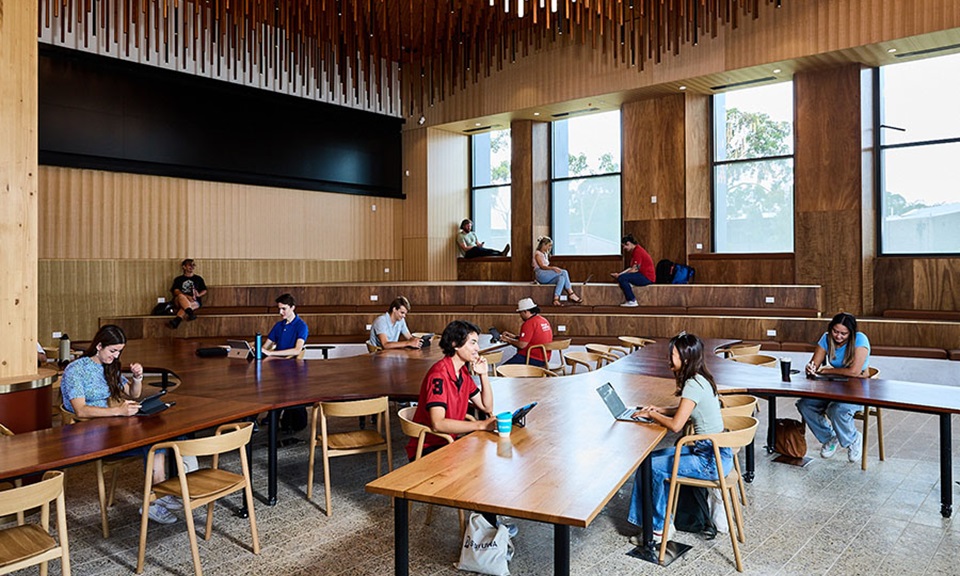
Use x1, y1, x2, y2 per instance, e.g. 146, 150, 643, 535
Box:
402, 127, 467, 281
623, 93, 710, 267
510, 120, 550, 282
0, 0, 39, 378
794, 65, 869, 315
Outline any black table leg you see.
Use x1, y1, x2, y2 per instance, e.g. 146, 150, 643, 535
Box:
940, 414, 953, 518
554, 524, 570, 576
744, 439, 756, 483
766, 396, 778, 453
395, 497, 409, 576
267, 409, 278, 506
627, 458, 667, 564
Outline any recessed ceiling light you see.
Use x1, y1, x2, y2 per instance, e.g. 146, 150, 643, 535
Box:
678, 85, 687, 91
887, 48, 897, 53
475, 122, 482, 127
533, 112, 540, 116
773, 68, 782, 74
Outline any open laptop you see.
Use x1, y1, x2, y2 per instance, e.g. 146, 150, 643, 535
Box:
488, 327, 502, 343
226, 339, 253, 360
137, 389, 174, 416
596, 383, 653, 423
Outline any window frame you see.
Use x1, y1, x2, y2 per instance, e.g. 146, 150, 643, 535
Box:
469, 129, 512, 252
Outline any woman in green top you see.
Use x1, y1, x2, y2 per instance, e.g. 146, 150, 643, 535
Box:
627, 332, 732, 541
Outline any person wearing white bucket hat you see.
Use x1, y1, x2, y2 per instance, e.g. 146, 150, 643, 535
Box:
500, 297, 553, 368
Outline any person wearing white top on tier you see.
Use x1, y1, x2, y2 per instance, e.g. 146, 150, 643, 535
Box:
532, 236, 583, 306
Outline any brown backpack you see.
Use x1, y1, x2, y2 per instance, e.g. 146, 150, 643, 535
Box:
774, 418, 807, 458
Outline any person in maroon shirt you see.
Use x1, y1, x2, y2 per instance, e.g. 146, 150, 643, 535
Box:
611, 234, 655, 307
406, 320, 497, 461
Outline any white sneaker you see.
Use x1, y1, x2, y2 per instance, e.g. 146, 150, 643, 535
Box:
141, 503, 177, 524
156, 495, 184, 511
847, 434, 863, 463
620, 300, 639, 308
820, 436, 839, 459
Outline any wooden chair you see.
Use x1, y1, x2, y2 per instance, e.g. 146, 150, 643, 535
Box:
729, 354, 778, 368
396, 406, 466, 535
59, 406, 141, 538
526, 338, 572, 373
307, 396, 392, 516
0, 423, 24, 526
137, 422, 259, 576
717, 343, 762, 358
480, 350, 503, 376
495, 365, 559, 378
853, 366, 883, 471
563, 351, 616, 374
660, 415, 759, 572
719, 395, 759, 505
617, 336, 656, 352
585, 343, 630, 358
0, 470, 71, 576
366, 342, 381, 354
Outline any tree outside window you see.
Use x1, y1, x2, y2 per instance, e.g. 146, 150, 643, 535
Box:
472, 129, 511, 249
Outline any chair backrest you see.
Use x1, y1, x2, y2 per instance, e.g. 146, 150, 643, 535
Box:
0, 470, 65, 519
0, 422, 12, 436
481, 351, 503, 375
397, 406, 454, 460
59, 405, 82, 425
865, 366, 880, 379
167, 421, 255, 458
495, 364, 558, 378
366, 342, 381, 354
720, 343, 762, 358
713, 415, 760, 450
617, 336, 656, 351
729, 354, 778, 368
320, 396, 390, 419
585, 343, 629, 358
527, 338, 572, 370
719, 394, 759, 418
564, 351, 616, 373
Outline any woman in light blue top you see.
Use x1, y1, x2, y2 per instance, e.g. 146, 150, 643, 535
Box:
627, 333, 731, 542
532, 236, 583, 306
797, 312, 871, 463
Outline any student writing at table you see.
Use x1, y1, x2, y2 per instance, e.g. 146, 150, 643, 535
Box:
500, 297, 553, 368
60, 324, 181, 525
627, 332, 731, 543
367, 296, 422, 350
797, 312, 871, 463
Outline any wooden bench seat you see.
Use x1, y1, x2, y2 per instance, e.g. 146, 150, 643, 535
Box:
687, 307, 820, 318
882, 309, 960, 322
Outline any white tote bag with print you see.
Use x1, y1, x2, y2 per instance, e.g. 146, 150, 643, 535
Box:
456, 512, 514, 576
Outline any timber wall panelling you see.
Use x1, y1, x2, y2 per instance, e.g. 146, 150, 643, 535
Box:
0, 0, 39, 377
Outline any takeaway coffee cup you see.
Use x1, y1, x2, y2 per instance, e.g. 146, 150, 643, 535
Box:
780, 357, 792, 382
496, 412, 513, 437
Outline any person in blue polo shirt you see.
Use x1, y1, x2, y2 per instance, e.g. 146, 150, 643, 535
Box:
263, 293, 309, 358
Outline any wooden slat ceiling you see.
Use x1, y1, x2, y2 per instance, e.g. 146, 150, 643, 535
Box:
40, 0, 786, 117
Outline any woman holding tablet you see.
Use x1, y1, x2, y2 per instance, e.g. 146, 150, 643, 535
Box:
798, 312, 871, 462
626, 332, 730, 542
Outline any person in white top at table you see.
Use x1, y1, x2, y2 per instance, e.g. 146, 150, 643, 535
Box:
532, 236, 583, 306
367, 296, 423, 351
797, 312, 872, 463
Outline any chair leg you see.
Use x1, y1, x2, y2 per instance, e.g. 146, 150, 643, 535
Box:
860, 410, 870, 471
458, 509, 466, 540
136, 488, 152, 573
107, 465, 121, 507
720, 486, 744, 572
95, 460, 110, 538
424, 503, 435, 525
205, 502, 215, 541
733, 456, 748, 506
182, 496, 204, 576
658, 480, 680, 565
244, 480, 261, 554
323, 448, 333, 516
306, 435, 317, 500
876, 408, 885, 461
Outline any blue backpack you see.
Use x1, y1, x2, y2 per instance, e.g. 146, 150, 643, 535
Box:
655, 259, 695, 284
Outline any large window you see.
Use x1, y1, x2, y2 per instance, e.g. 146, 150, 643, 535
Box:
879, 53, 960, 254
551, 110, 622, 255
471, 129, 512, 250
713, 82, 794, 253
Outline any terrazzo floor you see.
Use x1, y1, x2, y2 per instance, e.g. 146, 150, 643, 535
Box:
7, 350, 960, 576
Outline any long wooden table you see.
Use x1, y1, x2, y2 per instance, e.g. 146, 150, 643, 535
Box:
606, 340, 960, 518
366, 369, 675, 576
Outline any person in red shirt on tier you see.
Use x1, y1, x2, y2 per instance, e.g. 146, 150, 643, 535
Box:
500, 297, 554, 368
406, 320, 497, 461
611, 234, 656, 307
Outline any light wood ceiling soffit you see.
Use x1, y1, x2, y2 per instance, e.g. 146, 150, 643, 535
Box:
40, 0, 787, 118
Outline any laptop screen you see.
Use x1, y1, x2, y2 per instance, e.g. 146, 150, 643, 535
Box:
597, 383, 628, 416
226, 340, 251, 352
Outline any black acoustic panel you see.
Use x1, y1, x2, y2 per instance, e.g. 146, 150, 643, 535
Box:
39, 46, 403, 198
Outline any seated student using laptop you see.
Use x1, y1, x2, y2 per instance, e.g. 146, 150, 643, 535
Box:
798, 312, 871, 463
60, 324, 181, 525
367, 296, 423, 350
262, 293, 309, 358
626, 332, 731, 543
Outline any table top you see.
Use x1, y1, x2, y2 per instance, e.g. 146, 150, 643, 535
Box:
367, 369, 672, 528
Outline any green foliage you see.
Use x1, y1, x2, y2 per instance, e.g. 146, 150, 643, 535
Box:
885, 192, 931, 217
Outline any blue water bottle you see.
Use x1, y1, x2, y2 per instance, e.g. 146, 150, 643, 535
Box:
254, 332, 263, 360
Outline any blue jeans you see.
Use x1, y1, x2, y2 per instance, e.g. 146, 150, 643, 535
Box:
628, 441, 733, 532
796, 398, 861, 447
535, 268, 572, 298
618, 272, 653, 303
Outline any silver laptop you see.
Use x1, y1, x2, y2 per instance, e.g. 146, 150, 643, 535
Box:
226, 340, 253, 359
596, 383, 653, 423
